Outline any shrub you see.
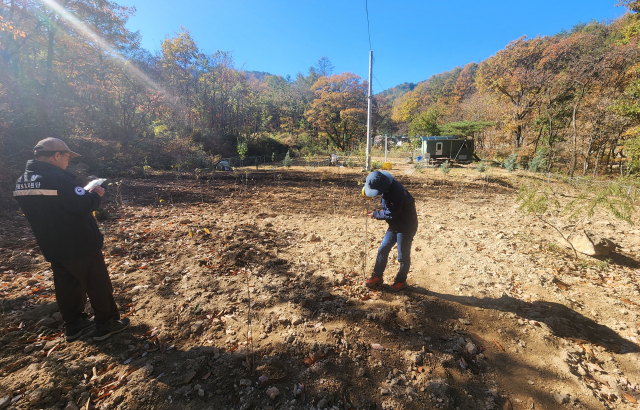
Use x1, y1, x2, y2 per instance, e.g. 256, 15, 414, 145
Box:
371, 160, 382, 170
476, 161, 487, 173
237, 141, 248, 160
282, 150, 292, 167
440, 160, 451, 175
528, 150, 547, 173
504, 153, 518, 172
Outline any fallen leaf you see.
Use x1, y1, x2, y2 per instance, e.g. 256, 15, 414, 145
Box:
202, 370, 211, 380
552, 277, 570, 290
47, 343, 63, 357
0, 359, 24, 374
94, 391, 113, 402
493, 340, 505, 352
503, 398, 513, 410
5, 327, 21, 332
302, 352, 325, 366
581, 344, 596, 357
99, 364, 114, 376
26, 286, 46, 295
586, 362, 605, 373
121, 367, 139, 379
623, 392, 637, 404
258, 374, 288, 387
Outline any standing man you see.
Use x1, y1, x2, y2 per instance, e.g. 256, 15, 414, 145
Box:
13, 138, 129, 341
362, 170, 418, 291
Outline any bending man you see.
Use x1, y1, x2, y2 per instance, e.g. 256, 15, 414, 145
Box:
362, 170, 418, 291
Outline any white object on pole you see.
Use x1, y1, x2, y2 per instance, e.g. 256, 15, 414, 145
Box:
366, 50, 373, 171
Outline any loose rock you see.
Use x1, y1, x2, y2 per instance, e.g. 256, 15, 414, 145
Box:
181, 370, 197, 385
553, 392, 570, 404
266, 386, 280, 400
64, 402, 79, 410
567, 230, 616, 256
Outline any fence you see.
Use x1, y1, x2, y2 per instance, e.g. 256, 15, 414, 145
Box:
221, 154, 288, 168
218, 151, 369, 169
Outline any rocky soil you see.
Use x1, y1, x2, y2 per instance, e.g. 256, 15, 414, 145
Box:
1, 163, 639, 410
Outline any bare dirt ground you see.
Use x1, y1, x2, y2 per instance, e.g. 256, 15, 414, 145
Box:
1, 162, 640, 410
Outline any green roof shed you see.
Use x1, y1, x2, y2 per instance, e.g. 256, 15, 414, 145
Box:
419, 136, 478, 162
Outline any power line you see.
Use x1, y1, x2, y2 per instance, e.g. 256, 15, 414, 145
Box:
365, 0, 372, 51
364, 9, 386, 93
373, 74, 385, 93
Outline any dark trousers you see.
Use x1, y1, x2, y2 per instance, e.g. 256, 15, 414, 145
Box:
372, 230, 415, 283
51, 250, 120, 326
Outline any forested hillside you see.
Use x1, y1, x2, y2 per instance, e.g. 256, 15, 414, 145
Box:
2, 0, 640, 177
390, 14, 640, 177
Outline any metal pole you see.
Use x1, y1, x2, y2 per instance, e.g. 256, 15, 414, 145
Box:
384, 134, 387, 163
366, 50, 373, 172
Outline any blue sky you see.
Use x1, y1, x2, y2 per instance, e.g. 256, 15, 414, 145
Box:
116, 0, 625, 93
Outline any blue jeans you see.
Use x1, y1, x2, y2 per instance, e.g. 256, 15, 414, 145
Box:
372, 230, 414, 283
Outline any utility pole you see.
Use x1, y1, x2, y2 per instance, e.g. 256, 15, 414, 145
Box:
366, 50, 373, 171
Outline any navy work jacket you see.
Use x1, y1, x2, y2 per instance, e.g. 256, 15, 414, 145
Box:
13, 160, 103, 262
372, 180, 418, 235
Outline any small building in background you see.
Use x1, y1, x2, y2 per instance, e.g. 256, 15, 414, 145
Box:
419, 136, 479, 162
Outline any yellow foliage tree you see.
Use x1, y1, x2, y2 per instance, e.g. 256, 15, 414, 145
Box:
305, 73, 367, 150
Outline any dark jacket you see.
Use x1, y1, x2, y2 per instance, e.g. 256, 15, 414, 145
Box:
373, 179, 418, 235
13, 160, 103, 262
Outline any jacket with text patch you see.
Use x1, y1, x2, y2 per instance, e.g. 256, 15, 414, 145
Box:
13, 160, 103, 262
372, 180, 418, 235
